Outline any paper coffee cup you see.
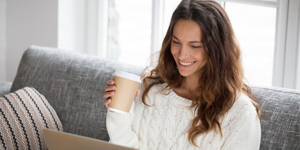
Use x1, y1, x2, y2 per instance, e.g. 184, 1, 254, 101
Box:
108, 71, 141, 114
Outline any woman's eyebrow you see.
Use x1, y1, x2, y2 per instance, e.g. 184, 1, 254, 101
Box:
189, 41, 202, 43
172, 35, 180, 41
172, 35, 202, 43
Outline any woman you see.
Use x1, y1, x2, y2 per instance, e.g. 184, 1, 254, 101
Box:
103, 0, 261, 149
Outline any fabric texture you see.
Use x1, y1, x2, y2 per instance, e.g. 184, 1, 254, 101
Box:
106, 83, 261, 150
0, 82, 12, 97
251, 86, 300, 150
10, 45, 144, 141
0, 87, 63, 150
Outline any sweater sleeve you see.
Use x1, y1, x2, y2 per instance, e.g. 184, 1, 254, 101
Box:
221, 106, 261, 150
106, 101, 139, 149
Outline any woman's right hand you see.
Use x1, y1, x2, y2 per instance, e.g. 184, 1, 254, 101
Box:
103, 80, 116, 109
103, 80, 141, 109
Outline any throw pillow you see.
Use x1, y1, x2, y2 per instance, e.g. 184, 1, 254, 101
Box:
0, 87, 63, 150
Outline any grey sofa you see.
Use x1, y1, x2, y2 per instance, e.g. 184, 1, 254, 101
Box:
0, 45, 299, 150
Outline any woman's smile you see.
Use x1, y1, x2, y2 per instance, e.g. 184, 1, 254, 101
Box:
178, 60, 197, 67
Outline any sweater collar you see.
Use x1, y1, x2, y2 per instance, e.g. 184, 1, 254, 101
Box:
157, 83, 193, 107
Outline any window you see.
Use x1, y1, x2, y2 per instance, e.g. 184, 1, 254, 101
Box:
163, 0, 181, 34
58, 0, 300, 89
106, 0, 279, 86
224, 2, 277, 86
107, 0, 152, 67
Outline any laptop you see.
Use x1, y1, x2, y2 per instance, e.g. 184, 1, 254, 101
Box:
43, 129, 138, 150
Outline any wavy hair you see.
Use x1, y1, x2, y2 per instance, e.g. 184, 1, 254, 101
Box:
141, 0, 261, 146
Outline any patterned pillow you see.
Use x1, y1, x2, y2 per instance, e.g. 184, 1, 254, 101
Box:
0, 87, 63, 150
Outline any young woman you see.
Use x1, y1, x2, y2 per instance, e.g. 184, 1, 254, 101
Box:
103, 0, 261, 149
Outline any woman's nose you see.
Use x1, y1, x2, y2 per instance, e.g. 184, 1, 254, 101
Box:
178, 46, 190, 59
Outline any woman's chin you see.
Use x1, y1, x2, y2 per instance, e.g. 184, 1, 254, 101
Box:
178, 69, 201, 78
178, 71, 191, 77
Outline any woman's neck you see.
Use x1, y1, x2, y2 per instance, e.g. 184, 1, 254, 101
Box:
172, 76, 199, 100
181, 76, 198, 93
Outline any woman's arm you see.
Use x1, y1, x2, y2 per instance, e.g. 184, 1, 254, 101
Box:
106, 102, 140, 149
104, 80, 142, 149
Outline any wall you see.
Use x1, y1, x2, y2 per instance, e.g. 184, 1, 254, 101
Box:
0, 0, 6, 81
58, 0, 100, 55
6, 0, 58, 82
58, 0, 86, 53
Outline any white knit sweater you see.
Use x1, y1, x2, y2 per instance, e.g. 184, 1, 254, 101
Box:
106, 83, 261, 150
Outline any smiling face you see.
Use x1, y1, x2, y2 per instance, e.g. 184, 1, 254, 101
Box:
171, 19, 207, 79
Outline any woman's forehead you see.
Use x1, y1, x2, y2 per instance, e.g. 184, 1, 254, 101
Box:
172, 19, 202, 42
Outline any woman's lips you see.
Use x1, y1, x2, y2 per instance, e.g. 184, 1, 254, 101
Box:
179, 60, 196, 68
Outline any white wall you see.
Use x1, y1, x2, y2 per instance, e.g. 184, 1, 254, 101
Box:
58, 0, 100, 55
58, 0, 86, 53
297, 0, 300, 90
6, 0, 58, 82
0, 0, 6, 82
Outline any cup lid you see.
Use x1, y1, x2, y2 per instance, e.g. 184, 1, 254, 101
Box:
113, 71, 141, 83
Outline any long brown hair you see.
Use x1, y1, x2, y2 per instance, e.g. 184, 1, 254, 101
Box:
141, 0, 261, 146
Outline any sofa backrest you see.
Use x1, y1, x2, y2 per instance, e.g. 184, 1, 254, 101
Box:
251, 86, 300, 150
0, 82, 12, 97
11, 45, 145, 141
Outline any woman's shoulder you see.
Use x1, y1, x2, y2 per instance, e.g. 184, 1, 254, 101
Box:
225, 93, 258, 119
234, 93, 256, 109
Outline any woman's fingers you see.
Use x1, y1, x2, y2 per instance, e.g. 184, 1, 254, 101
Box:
103, 80, 115, 109
135, 90, 140, 97
103, 80, 116, 100
107, 80, 115, 85
103, 80, 140, 109
104, 98, 111, 109
104, 85, 116, 92
103, 91, 115, 99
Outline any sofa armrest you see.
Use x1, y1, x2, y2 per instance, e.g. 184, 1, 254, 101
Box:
0, 82, 12, 97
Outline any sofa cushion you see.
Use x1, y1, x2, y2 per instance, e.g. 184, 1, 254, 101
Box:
0, 87, 63, 150
0, 82, 12, 97
251, 86, 300, 150
10, 45, 144, 141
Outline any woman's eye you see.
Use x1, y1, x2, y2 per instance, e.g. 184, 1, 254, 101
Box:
173, 41, 180, 45
191, 46, 201, 49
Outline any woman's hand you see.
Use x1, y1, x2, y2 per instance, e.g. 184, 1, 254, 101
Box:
103, 80, 140, 109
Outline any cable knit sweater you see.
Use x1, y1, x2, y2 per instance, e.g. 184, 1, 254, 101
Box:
106, 83, 261, 150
